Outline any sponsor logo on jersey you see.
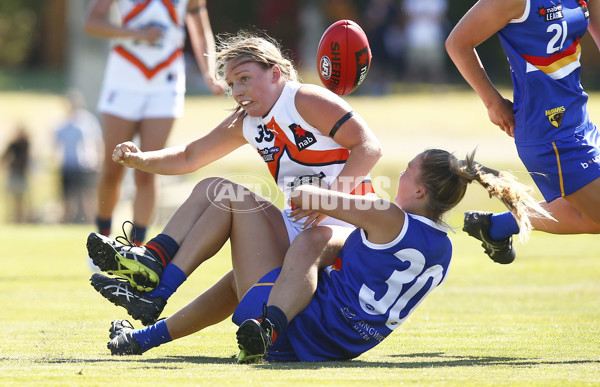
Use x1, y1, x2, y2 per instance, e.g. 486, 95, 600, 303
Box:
545, 106, 565, 128
578, 0, 590, 18
257, 146, 280, 162
289, 123, 317, 151
537, 3, 564, 21
581, 154, 600, 169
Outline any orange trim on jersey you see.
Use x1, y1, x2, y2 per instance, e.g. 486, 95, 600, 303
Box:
160, 0, 179, 24
552, 141, 565, 197
263, 116, 349, 180
123, 0, 178, 25
350, 181, 375, 195
521, 38, 581, 68
123, 0, 151, 24
114, 45, 182, 79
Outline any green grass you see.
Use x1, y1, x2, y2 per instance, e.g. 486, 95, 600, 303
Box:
0, 225, 598, 386
0, 90, 599, 385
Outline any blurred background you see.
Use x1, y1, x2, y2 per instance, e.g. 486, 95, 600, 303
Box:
1, 0, 599, 226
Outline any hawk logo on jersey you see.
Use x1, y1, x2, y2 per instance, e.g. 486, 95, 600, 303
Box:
537, 4, 564, 21
289, 123, 317, 151
258, 146, 280, 162
545, 106, 566, 128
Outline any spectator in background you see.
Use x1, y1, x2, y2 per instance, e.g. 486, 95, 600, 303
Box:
362, 0, 401, 95
402, 0, 448, 88
54, 90, 103, 224
2, 124, 30, 223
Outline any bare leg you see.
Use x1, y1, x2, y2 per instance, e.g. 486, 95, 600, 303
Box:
96, 114, 138, 222
267, 225, 352, 321
133, 118, 174, 229
161, 178, 290, 291
532, 178, 600, 234
166, 270, 238, 340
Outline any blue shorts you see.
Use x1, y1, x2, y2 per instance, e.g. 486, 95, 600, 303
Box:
232, 267, 299, 362
517, 123, 600, 202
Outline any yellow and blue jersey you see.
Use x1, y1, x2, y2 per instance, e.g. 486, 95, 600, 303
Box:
498, 0, 591, 146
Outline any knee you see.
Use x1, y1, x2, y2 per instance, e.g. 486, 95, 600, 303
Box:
288, 227, 334, 260
134, 170, 156, 188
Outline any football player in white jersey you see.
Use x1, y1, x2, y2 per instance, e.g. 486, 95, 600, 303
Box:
84, 0, 225, 244
86, 31, 382, 330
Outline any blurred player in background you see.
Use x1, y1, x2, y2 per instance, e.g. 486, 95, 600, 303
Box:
84, 0, 225, 244
86, 31, 382, 336
54, 90, 103, 224
101, 149, 551, 362
446, 0, 600, 264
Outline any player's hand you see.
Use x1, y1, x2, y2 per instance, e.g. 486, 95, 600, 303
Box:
112, 141, 141, 167
204, 75, 227, 95
289, 208, 329, 229
487, 98, 515, 137
136, 26, 163, 44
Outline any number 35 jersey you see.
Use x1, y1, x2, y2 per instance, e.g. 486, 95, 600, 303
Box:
498, 0, 591, 146
282, 213, 452, 361
242, 81, 373, 208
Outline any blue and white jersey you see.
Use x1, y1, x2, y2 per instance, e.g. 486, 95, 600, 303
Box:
498, 0, 591, 146
277, 212, 452, 361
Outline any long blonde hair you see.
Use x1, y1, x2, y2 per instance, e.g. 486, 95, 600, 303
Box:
419, 149, 553, 240
215, 31, 298, 84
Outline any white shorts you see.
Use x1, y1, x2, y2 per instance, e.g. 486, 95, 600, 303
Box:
98, 86, 185, 121
281, 208, 355, 244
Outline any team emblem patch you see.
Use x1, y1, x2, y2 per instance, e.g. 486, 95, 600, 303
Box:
545, 106, 565, 128
537, 3, 564, 21
289, 123, 317, 151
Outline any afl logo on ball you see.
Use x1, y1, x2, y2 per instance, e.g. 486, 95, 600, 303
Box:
320, 56, 332, 80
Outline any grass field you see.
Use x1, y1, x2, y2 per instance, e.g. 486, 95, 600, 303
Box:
0, 90, 599, 385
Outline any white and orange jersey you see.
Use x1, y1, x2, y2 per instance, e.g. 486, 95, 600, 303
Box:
101, 0, 189, 93
242, 82, 374, 209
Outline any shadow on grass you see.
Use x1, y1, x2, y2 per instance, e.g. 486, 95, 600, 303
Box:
40, 352, 600, 370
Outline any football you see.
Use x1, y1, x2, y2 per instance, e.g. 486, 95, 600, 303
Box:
317, 19, 372, 96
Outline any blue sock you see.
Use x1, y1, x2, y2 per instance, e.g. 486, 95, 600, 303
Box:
262, 305, 288, 339
489, 211, 520, 240
131, 319, 172, 353
145, 234, 179, 267
96, 217, 112, 237
133, 224, 147, 245
146, 263, 186, 301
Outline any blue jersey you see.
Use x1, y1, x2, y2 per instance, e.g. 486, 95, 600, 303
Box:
273, 213, 452, 361
498, 0, 591, 146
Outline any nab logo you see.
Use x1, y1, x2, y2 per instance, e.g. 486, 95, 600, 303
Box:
545, 106, 566, 128
289, 123, 317, 151
537, 4, 564, 21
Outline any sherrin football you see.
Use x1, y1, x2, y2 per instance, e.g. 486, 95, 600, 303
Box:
317, 20, 372, 96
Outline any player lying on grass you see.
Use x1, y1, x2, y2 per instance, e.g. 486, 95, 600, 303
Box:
103, 148, 552, 362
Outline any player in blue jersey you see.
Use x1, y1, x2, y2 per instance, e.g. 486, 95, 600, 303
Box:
446, 0, 600, 264
104, 149, 551, 362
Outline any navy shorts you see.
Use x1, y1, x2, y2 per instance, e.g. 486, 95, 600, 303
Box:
517, 122, 600, 202
232, 267, 299, 362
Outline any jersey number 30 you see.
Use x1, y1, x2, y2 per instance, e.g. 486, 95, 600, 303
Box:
358, 248, 444, 330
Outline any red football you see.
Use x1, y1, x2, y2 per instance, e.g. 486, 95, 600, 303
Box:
317, 20, 372, 96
